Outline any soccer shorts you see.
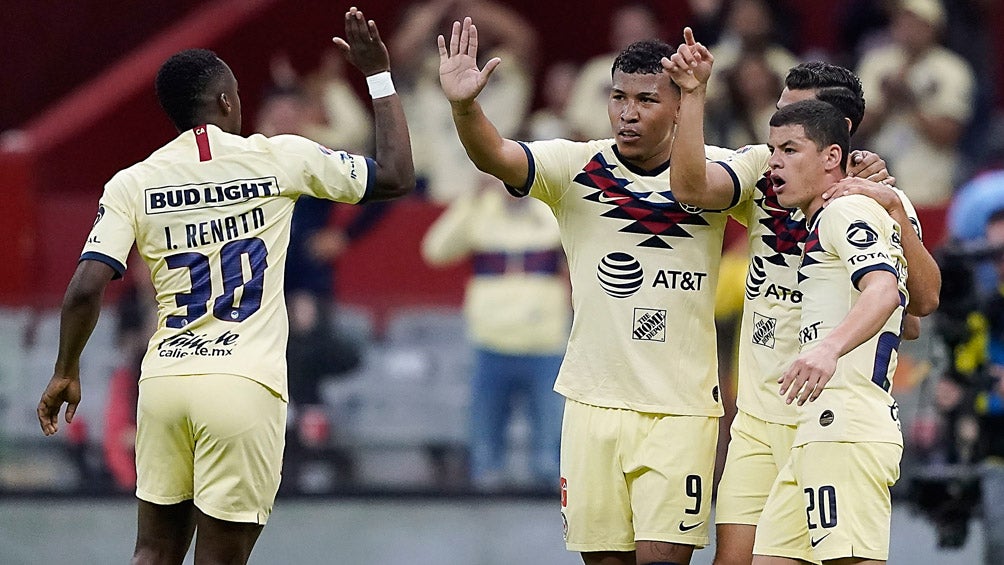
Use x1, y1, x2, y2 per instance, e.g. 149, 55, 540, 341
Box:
715, 410, 796, 526
753, 441, 902, 562
135, 374, 287, 525
559, 398, 718, 552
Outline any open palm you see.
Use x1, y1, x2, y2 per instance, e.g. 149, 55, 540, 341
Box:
438, 17, 500, 104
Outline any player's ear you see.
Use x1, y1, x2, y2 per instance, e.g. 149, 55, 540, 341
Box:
825, 144, 843, 172
218, 92, 232, 115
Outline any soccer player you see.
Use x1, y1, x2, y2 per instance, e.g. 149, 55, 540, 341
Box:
662, 29, 939, 565
36, 8, 413, 565
760, 98, 907, 564
439, 17, 752, 565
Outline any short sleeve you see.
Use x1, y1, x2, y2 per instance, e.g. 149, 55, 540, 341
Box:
819, 196, 900, 289
517, 138, 603, 205
80, 176, 136, 279
713, 144, 771, 211
892, 187, 923, 241
269, 134, 374, 204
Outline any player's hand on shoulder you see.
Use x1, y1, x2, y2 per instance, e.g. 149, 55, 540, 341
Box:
332, 7, 390, 76
822, 176, 900, 213
847, 150, 894, 185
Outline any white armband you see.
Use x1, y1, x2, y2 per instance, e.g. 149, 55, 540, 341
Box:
366, 71, 395, 99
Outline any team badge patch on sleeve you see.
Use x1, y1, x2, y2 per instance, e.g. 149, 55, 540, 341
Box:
846, 220, 878, 249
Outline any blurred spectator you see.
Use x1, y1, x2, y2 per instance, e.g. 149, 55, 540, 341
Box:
523, 61, 578, 142
391, 0, 536, 202
705, 0, 797, 129
564, 2, 660, 141
421, 175, 570, 491
947, 141, 1004, 294
686, 0, 727, 48
263, 51, 372, 154
710, 52, 784, 148
856, 0, 975, 206
102, 256, 156, 492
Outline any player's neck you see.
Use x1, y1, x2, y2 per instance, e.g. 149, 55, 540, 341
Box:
804, 172, 848, 218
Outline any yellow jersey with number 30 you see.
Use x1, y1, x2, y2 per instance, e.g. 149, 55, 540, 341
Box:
80, 124, 373, 400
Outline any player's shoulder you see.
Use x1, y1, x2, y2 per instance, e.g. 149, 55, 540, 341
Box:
714, 144, 770, 168
825, 193, 885, 214
822, 194, 891, 230
526, 137, 608, 159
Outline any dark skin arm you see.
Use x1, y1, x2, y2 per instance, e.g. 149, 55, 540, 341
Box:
333, 7, 415, 201
38, 260, 115, 436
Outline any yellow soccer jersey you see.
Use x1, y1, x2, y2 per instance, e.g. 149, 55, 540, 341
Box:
509, 138, 753, 415
723, 145, 807, 426
80, 124, 373, 400
726, 143, 922, 426
794, 194, 907, 446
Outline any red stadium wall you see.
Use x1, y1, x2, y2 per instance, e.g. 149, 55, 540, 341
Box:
0, 0, 964, 311
0, 0, 689, 311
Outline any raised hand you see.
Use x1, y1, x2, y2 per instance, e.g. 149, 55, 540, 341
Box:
661, 27, 713, 93
438, 17, 501, 105
332, 7, 390, 76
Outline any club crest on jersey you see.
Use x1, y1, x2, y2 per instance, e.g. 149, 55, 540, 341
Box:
632, 308, 667, 342
846, 220, 879, 249
576, 153, 711, 249
597, 252, 644, 298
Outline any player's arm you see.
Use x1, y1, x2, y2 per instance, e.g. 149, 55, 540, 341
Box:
663, 27, 737, 210
37, 260, 115, 436
439, 17, 529, 189
780, 269, 902, 405
825, 177, 941, 316
334, 8, 415, 201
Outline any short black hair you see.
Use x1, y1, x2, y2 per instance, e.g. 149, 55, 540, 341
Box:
785, 61, 865, 135
155, 48, 228, 131
612, 39, 674, 76
770, 99, 850, 170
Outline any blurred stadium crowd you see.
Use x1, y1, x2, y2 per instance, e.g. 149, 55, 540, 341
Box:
3, 0, 1004, 556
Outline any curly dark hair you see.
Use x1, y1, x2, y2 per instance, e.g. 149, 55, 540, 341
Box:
611, 39, 674, 76
155, 48, 228, 131
784, 61, 865, 135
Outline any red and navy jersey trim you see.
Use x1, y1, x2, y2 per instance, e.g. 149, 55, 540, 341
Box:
193, 125, 212, 161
